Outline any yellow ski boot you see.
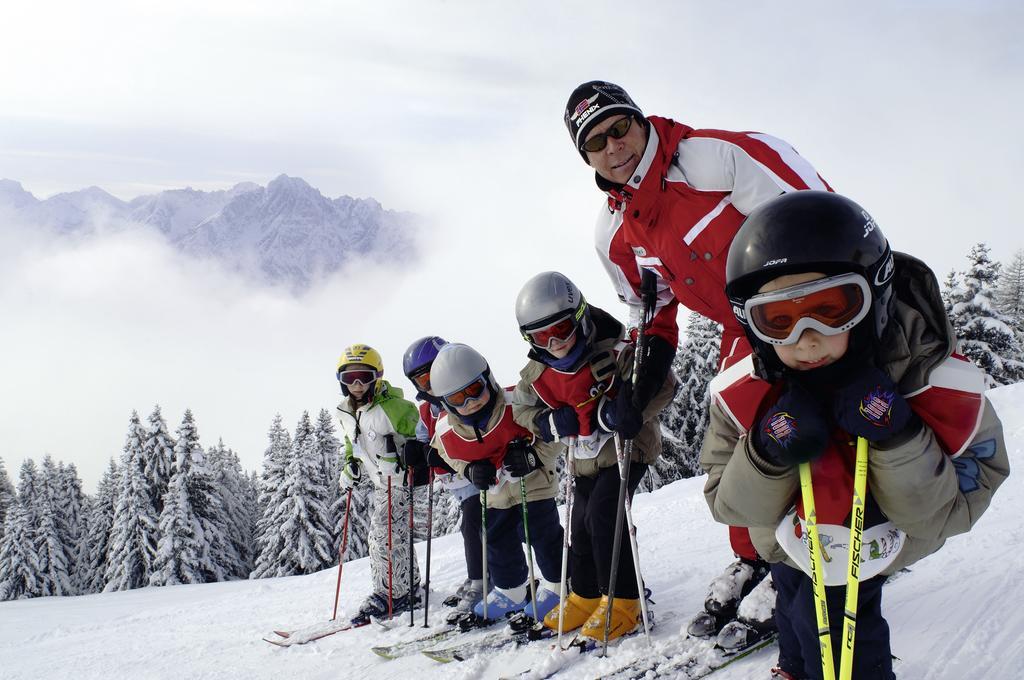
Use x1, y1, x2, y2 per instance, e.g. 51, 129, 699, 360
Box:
579, 595, 641, 641
542, 592, 601, 632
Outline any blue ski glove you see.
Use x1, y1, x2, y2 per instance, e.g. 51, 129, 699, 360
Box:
503, 439, 543, 478
754, 383, 830, 467
597, 381, 643, 440
832, 367, 918, 444
533, 406, 580, 442
465, 459, 497, 491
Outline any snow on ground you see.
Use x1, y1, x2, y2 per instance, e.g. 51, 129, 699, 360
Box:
2, 383, 1022, 680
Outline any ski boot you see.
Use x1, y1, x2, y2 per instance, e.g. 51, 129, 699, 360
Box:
443, 578, 475, 607
687, 558, 769, 637
579, 595, 641, 641
542, 592, 602, 633
716, 574, 776, 652
444, 579, 486, 624
769, 667, 801, 680
517, 584, 561, 624
471, 582, 531, 620
350, 586, 421, 626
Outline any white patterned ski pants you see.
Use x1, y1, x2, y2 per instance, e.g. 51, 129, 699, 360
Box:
368, 477, 424, 597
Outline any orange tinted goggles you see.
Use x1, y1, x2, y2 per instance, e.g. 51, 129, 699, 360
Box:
410, 368, 432, 392
745, 273, 871, 345
442, 377, 488, 408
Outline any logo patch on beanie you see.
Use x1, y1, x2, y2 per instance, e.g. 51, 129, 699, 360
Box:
765, 411, 798, 447
571, 97, 601, 128
859, 387, 894, 427
573, 94, 599, 119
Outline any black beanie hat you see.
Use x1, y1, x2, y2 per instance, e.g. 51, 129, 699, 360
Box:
564, 80, 643, 160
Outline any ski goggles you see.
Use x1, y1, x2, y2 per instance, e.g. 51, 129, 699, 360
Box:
743, 272, 871, 346
580, 116, 633, 153
409, 367, 432, 392
523, 315, 579, 351
337, 369, 380, 386
441, 377, 488, 408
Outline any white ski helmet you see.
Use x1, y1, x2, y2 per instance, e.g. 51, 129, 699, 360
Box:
430, 343, 496, 398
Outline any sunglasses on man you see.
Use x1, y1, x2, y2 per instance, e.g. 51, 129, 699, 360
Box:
580, 116, 633, 153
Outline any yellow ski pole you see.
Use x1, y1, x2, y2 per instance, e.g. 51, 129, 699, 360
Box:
839, 437, 869, 680
799, 461, 836, 680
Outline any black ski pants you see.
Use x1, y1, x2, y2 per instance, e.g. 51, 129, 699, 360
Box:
569, 462, 648, 600
485, 497, 564, 589
771, 562, 895, 680
460, 492, 483, 581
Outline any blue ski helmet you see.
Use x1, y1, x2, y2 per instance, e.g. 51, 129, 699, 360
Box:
403, 336, 449, 378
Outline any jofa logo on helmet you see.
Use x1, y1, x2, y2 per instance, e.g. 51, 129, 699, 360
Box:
763, 258, 788, 267
861, 210, 879, 238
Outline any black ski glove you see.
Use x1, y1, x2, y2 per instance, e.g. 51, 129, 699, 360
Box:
533, 406, 580, 443
401, 439, 428, 469
597, 381, 643, 440
832, 367, 919, 445
465, 459, 497, 491
426, 447, 456, 474
503, 439, 543, 478
632, 334, 674, 412
753, 382, 829, 468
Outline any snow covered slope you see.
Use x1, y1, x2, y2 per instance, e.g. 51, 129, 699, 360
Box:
1, 384, 1021, 680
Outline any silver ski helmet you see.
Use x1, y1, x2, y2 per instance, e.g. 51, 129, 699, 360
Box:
725, 191, 896, 371
515, 271, 592, 355
430, 343, 501, 423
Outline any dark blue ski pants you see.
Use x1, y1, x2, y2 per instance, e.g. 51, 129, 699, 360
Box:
771, 562, 895, 680
460, 492, 482, 580
484, 497, 564, 589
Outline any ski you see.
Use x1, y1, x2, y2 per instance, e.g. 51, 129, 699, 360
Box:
420, 615, 551, 663
261, 619, 369, 647
371, 626, 461, 659
601, 632, 777, 679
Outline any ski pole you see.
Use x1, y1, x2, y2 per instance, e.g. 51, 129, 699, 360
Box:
556, 446, 575, 649
481, 489, 489, 621
799, 461, 836, 680
408, 465, 415, 627
839, 437, 869, 680
614, 434, 652, 646
423, 467, 434, 628
331, 488, 354, 621
387, 474, 394, 620
519, 476, 540, 622
603, 268, 657, 656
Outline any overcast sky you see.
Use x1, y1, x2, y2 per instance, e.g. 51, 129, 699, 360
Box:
1, 1, 1021, 491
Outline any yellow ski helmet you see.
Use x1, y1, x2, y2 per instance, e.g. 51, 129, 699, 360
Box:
336, 344, 384, 399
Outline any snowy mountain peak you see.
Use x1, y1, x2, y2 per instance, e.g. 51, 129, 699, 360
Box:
0, 176, 419, 292
0, 179, 37, 209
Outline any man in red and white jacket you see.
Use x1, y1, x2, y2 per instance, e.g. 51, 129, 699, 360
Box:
564, 80, 832, 638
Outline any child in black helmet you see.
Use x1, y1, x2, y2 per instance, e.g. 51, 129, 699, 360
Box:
701, 191, 1009, 679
